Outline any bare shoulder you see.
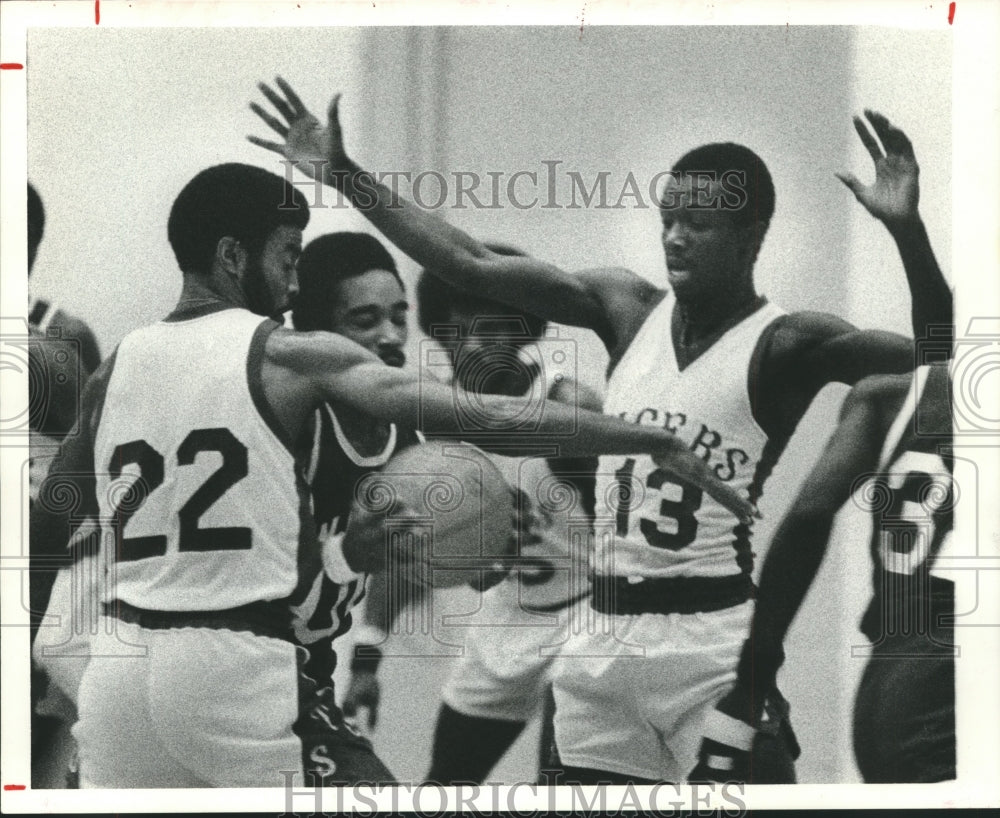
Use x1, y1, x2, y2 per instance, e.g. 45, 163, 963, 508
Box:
575, 266, 663, 310
574, 266, 666, 362
53, 310, 102, 373
842, 371, 910, 421
770, 310, 856, 350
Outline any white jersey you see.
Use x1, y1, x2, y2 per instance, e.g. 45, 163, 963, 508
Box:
595, 290, 784, 579
92, 307, 309, 611
488, 450, 592, 611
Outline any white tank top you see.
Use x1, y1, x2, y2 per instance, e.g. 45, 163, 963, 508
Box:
595, 290, 784, 579
488, 449, 592, 611
93, 308, 307, 610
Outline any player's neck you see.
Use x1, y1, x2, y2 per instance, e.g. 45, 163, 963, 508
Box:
176, 272, 246, 311
676, 288, 761, 345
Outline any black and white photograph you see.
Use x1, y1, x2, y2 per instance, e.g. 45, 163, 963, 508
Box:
1, 0, 998, 813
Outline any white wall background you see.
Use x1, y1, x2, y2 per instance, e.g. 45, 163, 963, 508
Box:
24, 24, 952, 785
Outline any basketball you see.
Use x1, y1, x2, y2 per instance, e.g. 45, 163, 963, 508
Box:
352, 440, 514, 588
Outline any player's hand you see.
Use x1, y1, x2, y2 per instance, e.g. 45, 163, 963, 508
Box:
652, 446, 757, 525
836, 109, 920, 228
248, 77, 350, 181
688, 684, 759, 784
341, 669, 381, 732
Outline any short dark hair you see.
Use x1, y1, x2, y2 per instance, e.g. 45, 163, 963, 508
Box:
292, 232, 403, 332
28, 182, 45, 252
416, 242, 547, 341
669, 142, 775, 228
167, 163, 310, 275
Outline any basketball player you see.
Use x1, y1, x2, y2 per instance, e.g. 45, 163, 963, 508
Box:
696, 360, 955, 783
336, 251, 602, 780
27, 182, 95, 628
27, 182, 91, 789
29, 161, 753, 787
286, 231, 420, 780
249, 80, 951, 783
420, 259, 603, 784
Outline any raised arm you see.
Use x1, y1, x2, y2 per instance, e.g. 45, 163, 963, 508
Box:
268, 329, 754, 524
689, 375, 905, 782
835, 110, 952, 354
247, 78, 622, 345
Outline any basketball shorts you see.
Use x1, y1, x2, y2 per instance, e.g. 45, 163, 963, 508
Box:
441, 578, 586, 722
73, 617, 393, 788
853, 632, 955, 783
551, 600, 759, 781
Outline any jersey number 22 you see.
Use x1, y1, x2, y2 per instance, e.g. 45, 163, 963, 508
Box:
109, 427, 250, 561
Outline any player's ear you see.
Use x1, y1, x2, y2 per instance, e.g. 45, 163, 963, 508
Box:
215, 236, 248, 280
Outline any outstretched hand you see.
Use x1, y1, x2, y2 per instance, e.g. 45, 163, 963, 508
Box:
248, 77, 349, 180
836, 109, 920, 227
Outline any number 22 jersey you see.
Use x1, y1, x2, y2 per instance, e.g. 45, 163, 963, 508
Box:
595, 290, 785, 580
91, 305, 313, 612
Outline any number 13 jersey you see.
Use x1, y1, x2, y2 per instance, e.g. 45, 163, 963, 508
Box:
595, 290, 784, 580
92, 306, 311, 611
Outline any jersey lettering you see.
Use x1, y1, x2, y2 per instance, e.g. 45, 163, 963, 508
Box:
308, 745, 338, 777
875, 450, 952, 576
614, 456, 703, 551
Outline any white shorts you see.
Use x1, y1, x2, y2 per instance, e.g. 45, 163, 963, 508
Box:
442, 577, 586, 722
550, 601, 752, 781
74, 618, 304, 788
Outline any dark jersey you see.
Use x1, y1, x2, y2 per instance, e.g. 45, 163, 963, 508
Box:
860, 364, 954, 647
291, 404, 421, 685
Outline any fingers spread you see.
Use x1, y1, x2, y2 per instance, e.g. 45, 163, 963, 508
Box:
249, 102, 289, 138
853, 114, 884, 163
327, 92, 343, 125
246, 134, 285, 155
834, 171, 863, 198
258, 81, 296, 124
864, 109, 914, 158
274, 76, 306, 116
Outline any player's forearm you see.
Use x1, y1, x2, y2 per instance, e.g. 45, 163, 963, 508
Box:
886, 217, 953, 354
326, 159, 603, 331
740, 508, 836, 691
328, 158, 486, 277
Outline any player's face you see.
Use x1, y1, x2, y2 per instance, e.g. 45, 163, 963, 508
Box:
659, 176, 752, 304
253, 225, 303, 316
329, 270, 409, 368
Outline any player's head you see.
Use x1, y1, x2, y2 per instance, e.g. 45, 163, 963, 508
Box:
660, 143, 774, 304
293, 232, 408, 368
417, 242, 547, 396
167, 163, 309, 317
28, 183, 45, 274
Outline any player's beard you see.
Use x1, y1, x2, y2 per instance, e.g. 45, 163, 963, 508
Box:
243, 253, 285, 321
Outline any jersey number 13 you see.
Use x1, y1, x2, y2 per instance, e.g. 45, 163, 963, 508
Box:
614, 457, 702, 550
